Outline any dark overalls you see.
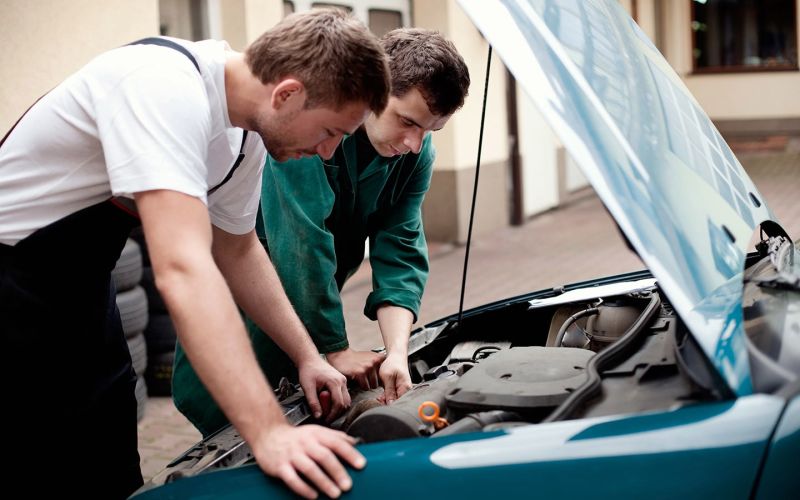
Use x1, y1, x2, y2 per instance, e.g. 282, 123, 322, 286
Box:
0, 38, 224, 498
0, 201, 143, 496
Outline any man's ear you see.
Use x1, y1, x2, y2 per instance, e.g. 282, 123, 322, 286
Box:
271, 78, 305, 110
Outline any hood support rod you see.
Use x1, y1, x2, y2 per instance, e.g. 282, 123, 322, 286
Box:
458, 46, 493, 327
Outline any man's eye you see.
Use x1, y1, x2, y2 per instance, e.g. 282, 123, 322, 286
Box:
400, 118, 413, 127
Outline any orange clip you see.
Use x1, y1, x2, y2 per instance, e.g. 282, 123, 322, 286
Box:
418, 401, 449, 430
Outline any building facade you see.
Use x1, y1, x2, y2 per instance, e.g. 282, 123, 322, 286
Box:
2, 0, 797, 243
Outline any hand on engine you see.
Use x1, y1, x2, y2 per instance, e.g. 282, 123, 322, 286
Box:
378, 352, 412, 404
298, 356, 351, 422
326, 348, 385, 390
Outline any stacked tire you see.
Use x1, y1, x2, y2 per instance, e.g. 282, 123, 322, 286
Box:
113, 238, 148, 421
130, 227, 178, 397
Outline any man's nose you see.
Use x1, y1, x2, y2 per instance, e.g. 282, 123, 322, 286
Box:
403, 129, 425, 154
316, 135, 342, 160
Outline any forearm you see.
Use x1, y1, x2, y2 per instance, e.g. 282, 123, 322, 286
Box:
136, 190, 287, 446
212, 228, 319, 367
375, 305, 414, 402
156, 252, 286, 440
376, 305, 413, 357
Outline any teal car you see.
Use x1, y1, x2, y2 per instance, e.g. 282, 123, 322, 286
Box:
134, 0, 799, 498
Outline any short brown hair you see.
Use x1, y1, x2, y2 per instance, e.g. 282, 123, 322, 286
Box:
245, 8, 389, 114
382, 28, 470, 117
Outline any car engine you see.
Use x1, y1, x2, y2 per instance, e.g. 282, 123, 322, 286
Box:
142, 281, 722, 487
334, 287, 719, 443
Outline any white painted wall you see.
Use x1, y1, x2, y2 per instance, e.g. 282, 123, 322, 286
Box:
564, 151, 587, 193
517, 85, 560, 216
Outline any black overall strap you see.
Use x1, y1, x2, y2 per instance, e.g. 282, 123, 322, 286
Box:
208, 130, 249, 195
124, 39, 249, 200
128, 37, 200, 72
0, 95, 45, 149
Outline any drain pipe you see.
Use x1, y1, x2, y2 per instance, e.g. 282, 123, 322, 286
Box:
506, 69, 523, 226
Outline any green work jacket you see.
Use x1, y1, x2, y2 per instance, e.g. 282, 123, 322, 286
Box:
172, 130, 434, 436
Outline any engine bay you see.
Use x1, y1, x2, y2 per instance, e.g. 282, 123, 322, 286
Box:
143, 278, 724, 487
333, 285, 720, 444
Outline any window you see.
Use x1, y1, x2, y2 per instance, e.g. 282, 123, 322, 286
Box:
368, 9, 402, 37
159, 0, 208, 40
288, 1, 409, 35
311, 2, 353, 13
691, 0, 798, 73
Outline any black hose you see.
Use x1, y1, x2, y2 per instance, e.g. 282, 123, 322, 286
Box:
433, 410, 521, 437
544, 293, 662, 422
554, 307, 599, 347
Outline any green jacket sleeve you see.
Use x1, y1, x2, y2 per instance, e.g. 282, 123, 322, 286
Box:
258, 154, 349, 353
365, 135, 435, 321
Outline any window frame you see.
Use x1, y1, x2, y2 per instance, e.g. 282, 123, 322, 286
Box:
689, 0, 799, 74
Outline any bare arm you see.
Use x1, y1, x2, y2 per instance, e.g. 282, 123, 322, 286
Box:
135, 190, 362, 498
376, 305, 414, 403
327, 306, 413, 401
326, 347, 384, 391
210, 225, 351, 417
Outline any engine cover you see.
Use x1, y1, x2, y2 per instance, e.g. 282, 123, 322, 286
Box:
445, 347, 594, 413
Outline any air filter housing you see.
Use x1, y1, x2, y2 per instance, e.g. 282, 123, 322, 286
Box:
445, 347, 594, 414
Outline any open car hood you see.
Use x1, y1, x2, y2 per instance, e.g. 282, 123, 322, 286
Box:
457, 0, 785, 394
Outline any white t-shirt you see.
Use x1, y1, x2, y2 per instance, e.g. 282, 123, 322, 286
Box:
0, 38, 265, 245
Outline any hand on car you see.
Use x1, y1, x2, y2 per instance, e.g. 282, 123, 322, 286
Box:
377, 352, 412, 404
326, 348, 385, 390
252, 422, 365, 499
298, 357, 351, 422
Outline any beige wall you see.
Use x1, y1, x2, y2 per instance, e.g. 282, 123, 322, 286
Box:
218, 0, 283, 51
632, 0, 658, 43
220, 0, 249, 50
1, 0, 159, 131
243, 0, 284, 43
413, 0, 509, 242
0, 0, 287, 132
413, 0, 508, 171
686, 71, 800, 120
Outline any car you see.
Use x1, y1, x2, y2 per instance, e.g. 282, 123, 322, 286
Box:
133, 0, 800, 497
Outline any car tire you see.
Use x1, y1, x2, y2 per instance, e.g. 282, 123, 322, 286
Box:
135, 375, 148, 422
117, 286, 149, 339
126, 332, 148, 378
112, 239, 143, 292
129, 226, 151, 267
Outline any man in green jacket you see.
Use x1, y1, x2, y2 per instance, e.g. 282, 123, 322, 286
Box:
174, 28, 470, 436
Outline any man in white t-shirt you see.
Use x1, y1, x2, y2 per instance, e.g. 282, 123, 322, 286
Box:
0, 9, 389, 499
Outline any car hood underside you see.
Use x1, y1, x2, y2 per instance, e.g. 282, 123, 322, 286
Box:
457, 0, 790, 394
